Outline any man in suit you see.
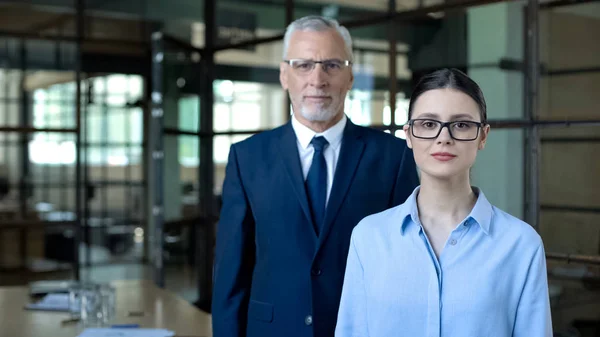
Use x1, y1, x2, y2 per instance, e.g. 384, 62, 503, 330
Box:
211, 15, 419, 337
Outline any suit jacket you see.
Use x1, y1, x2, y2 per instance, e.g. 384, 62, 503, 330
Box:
212, 118, 419, 337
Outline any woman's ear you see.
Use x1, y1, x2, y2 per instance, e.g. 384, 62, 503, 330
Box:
403, 124, 413, 149
478, 124, 490, 150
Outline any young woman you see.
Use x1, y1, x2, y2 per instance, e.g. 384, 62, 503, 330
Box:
335, 68, 552, 337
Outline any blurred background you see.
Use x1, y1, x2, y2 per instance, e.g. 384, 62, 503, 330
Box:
0, 0, 598, 335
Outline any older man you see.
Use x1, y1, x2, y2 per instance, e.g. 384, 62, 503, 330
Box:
211, 15, 419, 337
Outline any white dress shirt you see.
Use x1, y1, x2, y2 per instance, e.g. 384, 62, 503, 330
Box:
291, 114, 346, 206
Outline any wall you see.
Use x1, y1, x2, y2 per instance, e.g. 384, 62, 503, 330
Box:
468, 2, 525, 219
538, 7, 600, 331
538, 9, 600, 257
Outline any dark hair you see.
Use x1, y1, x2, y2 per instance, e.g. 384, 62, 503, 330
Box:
407, 68, 487, 124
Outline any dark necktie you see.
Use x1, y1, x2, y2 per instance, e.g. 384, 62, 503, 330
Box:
305, 136, 329, 235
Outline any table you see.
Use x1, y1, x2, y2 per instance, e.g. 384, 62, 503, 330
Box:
0, 279, 212, 337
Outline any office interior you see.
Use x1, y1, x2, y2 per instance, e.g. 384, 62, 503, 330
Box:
0, 0, 599, 335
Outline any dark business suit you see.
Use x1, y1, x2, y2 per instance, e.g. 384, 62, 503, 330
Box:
211, 118, 419, 337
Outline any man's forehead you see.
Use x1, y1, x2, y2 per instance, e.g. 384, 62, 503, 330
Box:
286, 30, 348, 59
288, 29, 344, 44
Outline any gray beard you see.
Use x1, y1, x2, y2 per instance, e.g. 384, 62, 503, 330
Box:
299, 105, 338, 122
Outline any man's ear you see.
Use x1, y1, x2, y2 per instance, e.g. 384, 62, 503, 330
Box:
280, 63, 288, 90
347, 71, 354, 91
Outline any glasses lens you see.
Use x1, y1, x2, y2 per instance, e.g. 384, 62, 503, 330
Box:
322, 60, 344, 74
290, 60, 314, 74
450, 121, 480, 140
412, 119, 441, 138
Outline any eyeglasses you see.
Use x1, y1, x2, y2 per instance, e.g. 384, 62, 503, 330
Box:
283, 59, 352, 76
408, 119, 485, 141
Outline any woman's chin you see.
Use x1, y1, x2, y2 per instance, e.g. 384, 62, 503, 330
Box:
420, 167, 466, 182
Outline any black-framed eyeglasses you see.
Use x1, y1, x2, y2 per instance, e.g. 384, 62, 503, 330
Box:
283, 59, 352, 75
407, 119, 485, 141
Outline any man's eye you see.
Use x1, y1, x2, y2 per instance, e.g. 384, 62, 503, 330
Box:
325, 62, 342, 70
296, 63, 311, 69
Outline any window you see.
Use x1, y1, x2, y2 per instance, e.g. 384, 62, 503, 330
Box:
212, 80, 275, 164
346, 89, 373, 126
178, 96, 200, 166
383, 92, 410, 139
29, 74, 144, 166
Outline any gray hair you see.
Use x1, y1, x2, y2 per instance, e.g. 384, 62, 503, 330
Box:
282, 16, 354, 62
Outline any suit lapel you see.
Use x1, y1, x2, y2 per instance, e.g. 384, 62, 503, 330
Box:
317, 120, 365, 248
278, 122, 317, 237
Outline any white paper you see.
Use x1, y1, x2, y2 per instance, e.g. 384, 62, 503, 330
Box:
76, 328, 175, 337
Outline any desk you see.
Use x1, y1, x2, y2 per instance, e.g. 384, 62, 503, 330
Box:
0, 279, 212, 337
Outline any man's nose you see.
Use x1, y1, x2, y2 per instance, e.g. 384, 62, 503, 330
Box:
308, 64, 329, 87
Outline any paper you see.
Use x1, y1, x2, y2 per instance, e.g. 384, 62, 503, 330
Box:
76, 328, 175, 337
24, 293, 76, 312
29, 280, 76, 295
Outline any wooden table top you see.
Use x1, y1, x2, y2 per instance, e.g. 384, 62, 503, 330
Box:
0, 279, 212, 337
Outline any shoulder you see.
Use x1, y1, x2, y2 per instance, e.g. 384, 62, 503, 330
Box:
233, 125, 286, 149
492, 206, 543, 249
351, 202, 409, 246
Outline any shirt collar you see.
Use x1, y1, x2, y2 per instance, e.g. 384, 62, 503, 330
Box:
468, 187, 493, 235
398, 186, 494, 236
291, 113, 347, 151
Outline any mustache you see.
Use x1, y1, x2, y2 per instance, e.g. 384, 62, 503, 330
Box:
303, 92, 331, 97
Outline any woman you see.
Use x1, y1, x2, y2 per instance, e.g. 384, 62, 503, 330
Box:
335, 68, 552, 337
